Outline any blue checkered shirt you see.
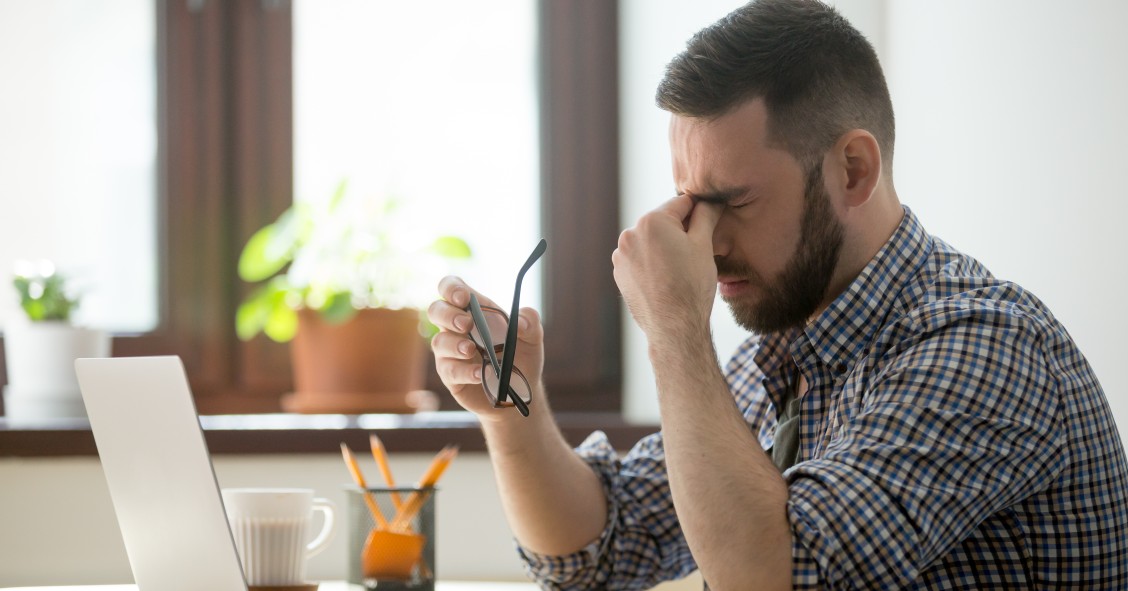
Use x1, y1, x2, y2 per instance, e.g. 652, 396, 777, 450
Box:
517, 207, 1128, 589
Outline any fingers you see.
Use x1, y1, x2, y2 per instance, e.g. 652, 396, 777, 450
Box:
430, 330, 475, 360
687, 200, 722, 240
516, 307, 543, 345
430, 331, 482, 385
437, 275, 501, 309
428, 298, 473, 333
655, 193, 696, 222
436, 276, 472, 308
431, 276, 498, 333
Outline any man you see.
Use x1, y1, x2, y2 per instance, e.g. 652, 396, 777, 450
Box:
428, 0, 1128, 588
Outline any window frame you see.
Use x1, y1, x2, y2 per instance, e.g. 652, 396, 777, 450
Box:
0, 0, 621, 416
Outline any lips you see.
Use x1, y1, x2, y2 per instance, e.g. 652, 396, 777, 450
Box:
718, 277, 752, 298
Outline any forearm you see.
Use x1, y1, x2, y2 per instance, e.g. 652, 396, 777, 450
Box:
482, 393, 608, 555
652, 332, 792, 591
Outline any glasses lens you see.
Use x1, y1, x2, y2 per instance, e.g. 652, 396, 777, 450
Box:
481, 362, 532, 407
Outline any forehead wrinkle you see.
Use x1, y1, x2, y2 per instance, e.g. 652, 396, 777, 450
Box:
670, 115, 721, 197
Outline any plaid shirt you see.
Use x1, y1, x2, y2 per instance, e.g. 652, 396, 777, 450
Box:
518, 207, 1128, 589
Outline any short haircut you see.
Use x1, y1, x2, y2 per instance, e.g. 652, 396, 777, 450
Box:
656, 0, 895, 172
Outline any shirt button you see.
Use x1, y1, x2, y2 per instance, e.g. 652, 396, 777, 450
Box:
834, 362, 848, 375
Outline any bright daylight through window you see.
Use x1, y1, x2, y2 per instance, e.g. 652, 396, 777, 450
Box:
0, 0, 158, 334
293, 0, 541, 310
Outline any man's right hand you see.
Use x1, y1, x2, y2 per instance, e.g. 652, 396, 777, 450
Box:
429, 276, 608, 557
427, 275, 546, 422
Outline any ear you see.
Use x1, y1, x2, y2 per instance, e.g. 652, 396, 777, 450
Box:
824, 130, 882, 209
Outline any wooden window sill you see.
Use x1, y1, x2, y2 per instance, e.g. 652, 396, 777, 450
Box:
0, 411, 657, 457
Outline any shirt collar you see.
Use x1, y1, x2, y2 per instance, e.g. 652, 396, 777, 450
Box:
744, 206, 932, 404
796, 205, 932, 375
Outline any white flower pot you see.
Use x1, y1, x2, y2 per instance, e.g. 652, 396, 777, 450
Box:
3, 320, 111, 420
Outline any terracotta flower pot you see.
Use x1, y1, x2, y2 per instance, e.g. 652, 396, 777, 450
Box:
281, 308, 435, 414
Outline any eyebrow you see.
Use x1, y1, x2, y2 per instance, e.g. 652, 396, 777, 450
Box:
678, 186, 753, 206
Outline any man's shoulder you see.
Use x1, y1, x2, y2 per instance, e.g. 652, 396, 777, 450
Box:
898, 236, 1051, 324
880, 235, 1065, 355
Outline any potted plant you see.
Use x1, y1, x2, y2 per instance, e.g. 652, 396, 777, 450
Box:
3, 261, 110, 420
236, 180, 471, 414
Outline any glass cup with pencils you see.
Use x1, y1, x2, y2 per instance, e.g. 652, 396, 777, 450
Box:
341, 435, 458, 590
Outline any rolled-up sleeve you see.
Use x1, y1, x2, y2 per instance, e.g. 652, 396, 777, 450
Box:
517, 429, 697, 590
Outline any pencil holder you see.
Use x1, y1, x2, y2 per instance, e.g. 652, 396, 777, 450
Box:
346, 487, 436, 590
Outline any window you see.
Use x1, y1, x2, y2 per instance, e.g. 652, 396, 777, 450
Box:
0, 0, 622, 415
292, 0, 542, 306
0, 0, 158, 333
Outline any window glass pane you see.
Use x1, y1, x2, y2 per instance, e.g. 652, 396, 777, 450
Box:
0, 0, 158, 333
293, 0, 541, 311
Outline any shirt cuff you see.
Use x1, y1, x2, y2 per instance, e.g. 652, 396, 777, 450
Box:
789, 499, 831, 588
514, 430, 621, 588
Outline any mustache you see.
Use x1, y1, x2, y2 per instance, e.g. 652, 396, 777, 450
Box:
714, 256, 766, 288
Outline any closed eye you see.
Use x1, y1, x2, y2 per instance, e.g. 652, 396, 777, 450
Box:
691, 187, 757, 207
727, 192, 759, 209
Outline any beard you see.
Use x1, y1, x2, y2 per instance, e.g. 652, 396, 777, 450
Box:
717, 165, 845, 334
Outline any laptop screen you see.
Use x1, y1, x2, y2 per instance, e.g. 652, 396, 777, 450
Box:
75, 356, 247, 591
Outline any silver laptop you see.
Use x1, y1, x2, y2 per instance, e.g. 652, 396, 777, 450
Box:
75, 356, 248, 591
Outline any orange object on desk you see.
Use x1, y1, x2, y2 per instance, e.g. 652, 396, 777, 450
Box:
362, 529, 427, 579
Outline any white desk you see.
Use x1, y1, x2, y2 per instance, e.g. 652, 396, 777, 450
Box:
1, 584, 537, 591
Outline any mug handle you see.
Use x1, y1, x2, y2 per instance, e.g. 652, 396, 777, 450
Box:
306, 497, 336, 558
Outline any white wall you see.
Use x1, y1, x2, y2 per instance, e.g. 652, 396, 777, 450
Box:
620, 1, 1128, 434
883, 0, 1128, 432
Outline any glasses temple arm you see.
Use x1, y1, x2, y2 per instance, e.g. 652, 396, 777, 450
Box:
498, 239, 547, 409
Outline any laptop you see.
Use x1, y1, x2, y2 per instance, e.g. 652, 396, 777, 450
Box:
75, 356, 248, 591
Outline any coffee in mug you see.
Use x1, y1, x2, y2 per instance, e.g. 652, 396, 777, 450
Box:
221, 488, 335, 586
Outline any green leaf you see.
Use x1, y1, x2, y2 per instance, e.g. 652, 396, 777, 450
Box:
239, 225, 289, 282
235, 277, 295, 341
13, 271, 77, 322
319, 292, 358, 324
428, 236, 472, 259
263, 303, 299, 342
235, 295, 269, 341
24, 300, 46, 321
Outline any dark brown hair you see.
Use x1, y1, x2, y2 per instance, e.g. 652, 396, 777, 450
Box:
656, 0, 895, 171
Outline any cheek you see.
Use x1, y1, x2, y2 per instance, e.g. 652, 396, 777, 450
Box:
721, 208, 797, 272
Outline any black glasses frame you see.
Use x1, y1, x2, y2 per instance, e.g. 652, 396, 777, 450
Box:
466, 239, 547, 417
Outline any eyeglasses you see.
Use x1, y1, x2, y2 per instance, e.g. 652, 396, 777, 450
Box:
466, 239, 546, 417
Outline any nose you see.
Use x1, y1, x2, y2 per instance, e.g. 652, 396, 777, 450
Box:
711, 212, 732, 258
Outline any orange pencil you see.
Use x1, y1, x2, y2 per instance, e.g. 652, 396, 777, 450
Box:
391, 445, 458, 531
340, 442, 390, 530
370, 434, 404, 510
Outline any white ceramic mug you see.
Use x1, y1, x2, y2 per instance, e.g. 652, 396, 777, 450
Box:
221, 488, 336, 586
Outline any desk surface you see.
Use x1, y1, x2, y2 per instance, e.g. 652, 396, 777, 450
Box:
1, 583, 536, 591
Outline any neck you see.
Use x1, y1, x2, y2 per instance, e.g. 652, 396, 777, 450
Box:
818, 186, 903, 316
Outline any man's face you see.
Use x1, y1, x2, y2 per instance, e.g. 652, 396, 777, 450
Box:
670, 100, 844, 334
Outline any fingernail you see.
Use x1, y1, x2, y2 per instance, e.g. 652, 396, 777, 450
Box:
519, 317, 529, 331
453, 290, 467, 307
458, 341, 472, 356
454, 316, 469, 331
473, 366, 482, 380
